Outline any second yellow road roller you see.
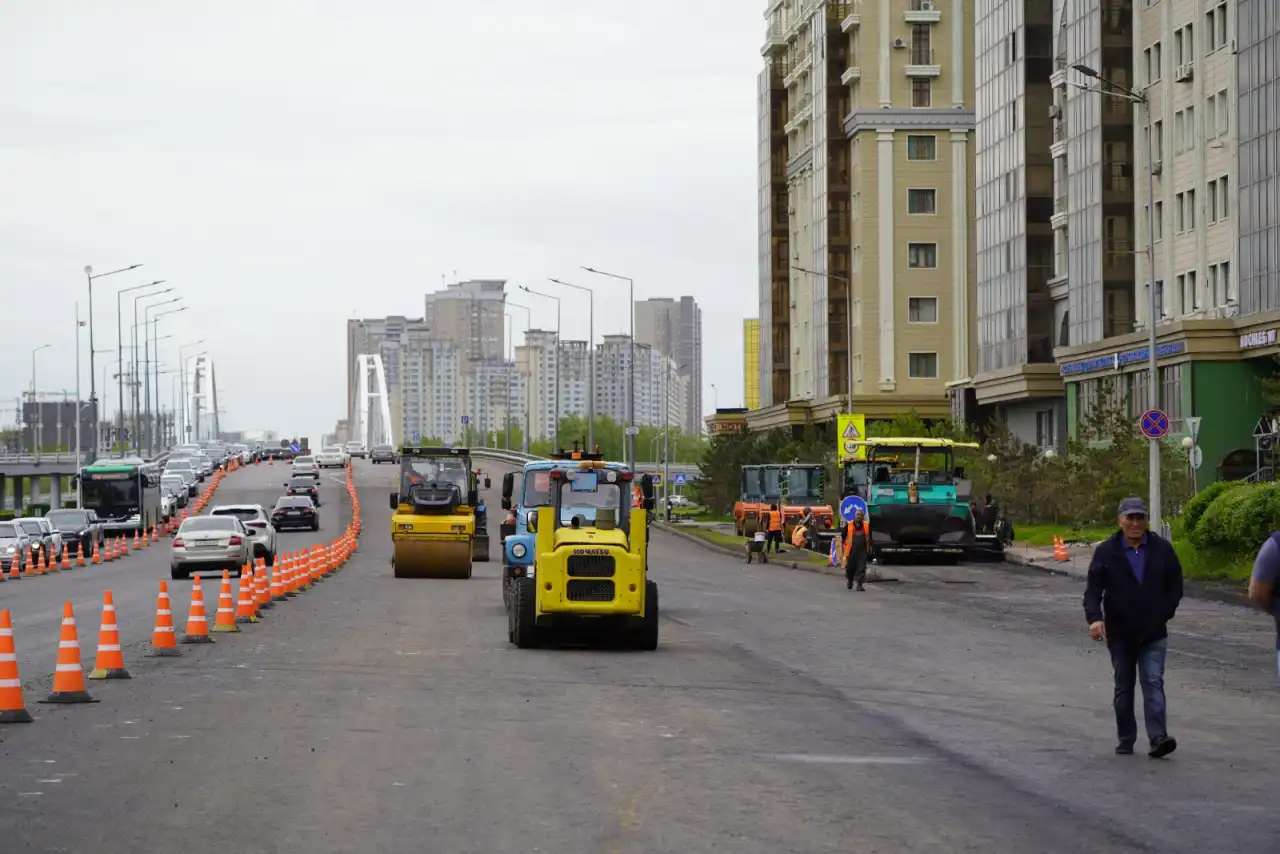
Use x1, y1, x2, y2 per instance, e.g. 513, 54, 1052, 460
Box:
389, 446, 491, 579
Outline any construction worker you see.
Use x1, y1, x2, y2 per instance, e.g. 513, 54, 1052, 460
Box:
843, 508, 870, 591
758, 503, 783, 554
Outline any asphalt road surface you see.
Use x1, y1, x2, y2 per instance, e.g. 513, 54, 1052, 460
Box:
0, 458, 1276, 853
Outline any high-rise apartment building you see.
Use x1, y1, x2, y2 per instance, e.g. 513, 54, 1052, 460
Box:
743, 318, 762, 409
965, 0, 1062, 444
424, 279, 507, 362
346, 316, 432, 435
635, 296, 703, 433
398, 336, 460, 443
757, 0, 976, 431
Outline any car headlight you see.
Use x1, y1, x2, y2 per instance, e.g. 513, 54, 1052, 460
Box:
4, 546, 13, 554
511, 542, 527, 559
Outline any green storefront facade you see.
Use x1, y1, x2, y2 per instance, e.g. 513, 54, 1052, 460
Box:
1057, 314, 1280, 484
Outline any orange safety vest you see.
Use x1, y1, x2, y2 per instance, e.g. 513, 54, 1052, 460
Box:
843, 519, 870, 557
761, 510, 781, 532
632, 485, 643, 507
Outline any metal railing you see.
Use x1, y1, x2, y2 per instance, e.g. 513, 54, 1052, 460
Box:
0, 451, 170, 468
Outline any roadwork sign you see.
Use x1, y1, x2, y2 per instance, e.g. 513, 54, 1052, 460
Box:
837, 414, 867, 462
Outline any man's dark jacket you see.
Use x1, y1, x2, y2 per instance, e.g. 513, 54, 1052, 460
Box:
1083, 531, 1184, 643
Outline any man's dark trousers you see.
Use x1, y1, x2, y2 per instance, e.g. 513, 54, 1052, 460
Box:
1107, 636, 1169, 746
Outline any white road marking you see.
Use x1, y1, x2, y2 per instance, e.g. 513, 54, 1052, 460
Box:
762, 753, 930, 766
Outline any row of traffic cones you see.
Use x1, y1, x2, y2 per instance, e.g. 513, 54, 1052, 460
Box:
1, 466, 233, 583
1052, 535, 1069, 561
0, 466, 361, 722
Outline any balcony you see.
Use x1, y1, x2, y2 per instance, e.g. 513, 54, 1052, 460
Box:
783, 52, 813, 88
762, 23, 786, 56
784, 95, 814, 136
841, 65, 862, 85
841, 11, 861, 31
1050, 140, 1067, 159
904, 2, 941, 24
905, 49, 941, 77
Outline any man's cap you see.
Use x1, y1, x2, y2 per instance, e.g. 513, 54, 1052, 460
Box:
1118, 497, 1148, 517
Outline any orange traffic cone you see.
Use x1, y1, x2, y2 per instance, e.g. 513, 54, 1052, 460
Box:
92, 540, 101, 564
0, 610, 33, 723
7, 562, 19, 581
24, 545, 36, 576
61, 547, 72, 569
211, 570, 239, 633
1053, 535, 1069, 561
89, 591, 130, 679
75, 543, 87, 567
149, 581, 182, 657
270, 558, 287, 602
40, 602, 97, 704
234, 565, 259, 624
132, 530, 141, 551
181, 576, 214, 644
254, 561, 272, 611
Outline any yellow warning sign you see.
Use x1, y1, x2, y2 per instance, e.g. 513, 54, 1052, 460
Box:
837, 414, 866, 462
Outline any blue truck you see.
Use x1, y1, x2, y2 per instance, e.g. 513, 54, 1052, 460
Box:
499, 445, 634, 606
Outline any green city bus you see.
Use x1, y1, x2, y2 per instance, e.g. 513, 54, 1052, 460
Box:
77, 457, 165, 535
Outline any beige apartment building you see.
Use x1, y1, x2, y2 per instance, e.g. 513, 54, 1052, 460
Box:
756, 0, 976, 433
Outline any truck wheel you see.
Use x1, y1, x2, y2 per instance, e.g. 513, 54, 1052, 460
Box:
512, 577, 539, 648
634, 581, 659, 650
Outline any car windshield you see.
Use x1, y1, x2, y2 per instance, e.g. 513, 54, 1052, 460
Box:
288, 479, 316, 488
47, 510, 88, 527
323, 447, 341, 453
277, 497, 312, 508
402, 458, 469, 498
181, 517, 238, 532
374, 445, 393, 452
294, 457, 314, 464
0, 522, 20, 538
162, 476, 185, 486
212, 508, 262, 522
167, 461, 193, 470
521, 470, 553, 507
18, 520, 42, 536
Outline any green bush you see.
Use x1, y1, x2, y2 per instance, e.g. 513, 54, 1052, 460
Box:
1181, 479, 1250, 539
22, 503, 51, 517
1189, 482, 1280, 553
0, 509, 14, 521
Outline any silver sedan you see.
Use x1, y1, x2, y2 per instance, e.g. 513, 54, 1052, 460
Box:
170, 515, 252, 580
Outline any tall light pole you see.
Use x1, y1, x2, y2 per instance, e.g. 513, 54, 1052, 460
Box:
134, 292, 178, 450
147, 305, 186, 456
74, 305, 87, 504
793, 266, 853, 406
582, 266, 635, 466
93, 348, 114, 450
519, 285, 563, 450
117, 280, 166, 446
30, 343, 51, 455
506, 303, 532, 453
1071, 63, 1163, 532
178, 341, 206, 442
85, 263, 141, 461
548, 277, 596, 451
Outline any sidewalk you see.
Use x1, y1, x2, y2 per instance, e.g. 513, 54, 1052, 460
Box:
1003, 541, 1097, 580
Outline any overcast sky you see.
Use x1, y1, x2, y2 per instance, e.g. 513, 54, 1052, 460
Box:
0, 1, 760, 440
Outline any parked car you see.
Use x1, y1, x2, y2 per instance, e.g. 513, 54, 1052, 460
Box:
315, 446, 346, 468
370, 444, 398, 464
45, 508, 104, 556
271, 496, 319, 531
170, 515, 253, 579
284, 476, 322, 506
344, 441, 367, 459
14, 517, 59, 560
161, 473, 191, 507
165, 459, 202, 491
0, 521, 33, 574
209, 504, 277, 565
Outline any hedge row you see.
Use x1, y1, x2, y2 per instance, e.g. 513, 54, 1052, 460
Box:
1184, 479, 1277, 556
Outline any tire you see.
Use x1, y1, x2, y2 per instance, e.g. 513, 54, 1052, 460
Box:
512, 577, 539, 648
311, 520, 320, 531
170, 566, 189, 580
634, 580, 659, 650
265, 550, 275, 566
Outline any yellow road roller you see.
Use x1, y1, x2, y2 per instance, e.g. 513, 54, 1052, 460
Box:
389, 446, 490, 579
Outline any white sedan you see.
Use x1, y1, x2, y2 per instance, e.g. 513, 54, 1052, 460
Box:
315, 446, 347, 468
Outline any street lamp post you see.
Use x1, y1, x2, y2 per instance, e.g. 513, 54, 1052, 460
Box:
793, 266, 853, 406
582, 267, 636, 466
93, 348, 113, 451
30, 343, 51, 455
74, 304, 87, 505
85, 263, 141, 460
506, 303, 532, 453
519, 286, 563, 450
117, 280, 166, 449
548, 277, 595, 451
1071, 63, 1163, 532
147, 306, 187, 456
135, 293, 178, 451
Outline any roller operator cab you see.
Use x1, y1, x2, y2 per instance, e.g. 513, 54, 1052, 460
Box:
840, 437, 980, 563
387, 446, 492, 579
506, 459, 659, 651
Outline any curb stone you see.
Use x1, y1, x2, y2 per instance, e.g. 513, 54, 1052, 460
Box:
654, 523, 897, 583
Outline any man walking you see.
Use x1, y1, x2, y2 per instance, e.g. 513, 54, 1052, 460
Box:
1248, 534, 1280, 676
843, 508, 869, 591
1083, 497, 1183, 758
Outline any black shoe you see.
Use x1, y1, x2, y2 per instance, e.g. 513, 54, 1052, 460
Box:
856, 583, 865, 591
847, 577, 853, 589
1148, 736, 1177, 758
1115, 742, 1134, 755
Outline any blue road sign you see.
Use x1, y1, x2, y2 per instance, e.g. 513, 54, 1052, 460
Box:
650, 473, 662, 485
289, 442, 300, 453
839, 495, 867, 522
673, 472, 688, 486
1140, 408, 1170, 439
412, 431, 420, 442
461, 415, 470, 425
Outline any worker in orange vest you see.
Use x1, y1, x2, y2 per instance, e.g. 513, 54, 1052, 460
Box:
757, 503, 783, 555
843, 508, 870, 591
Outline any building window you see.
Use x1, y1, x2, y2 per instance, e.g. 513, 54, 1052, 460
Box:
1206, 3, 1228, 53
906, 135, 936, 161
1175, 24, 1194, 67
1212, 175, 1228, 221
907, 188, 937, 214
908, 296, 938, 322
1145, 41, 1162, 84
1160, 364, 1183, 427
1153, 201, 1164, 241
907, 243, 937, 268
911, 79, 931, 107
908, 352, 938, 379
1035, 409, 1056, 449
